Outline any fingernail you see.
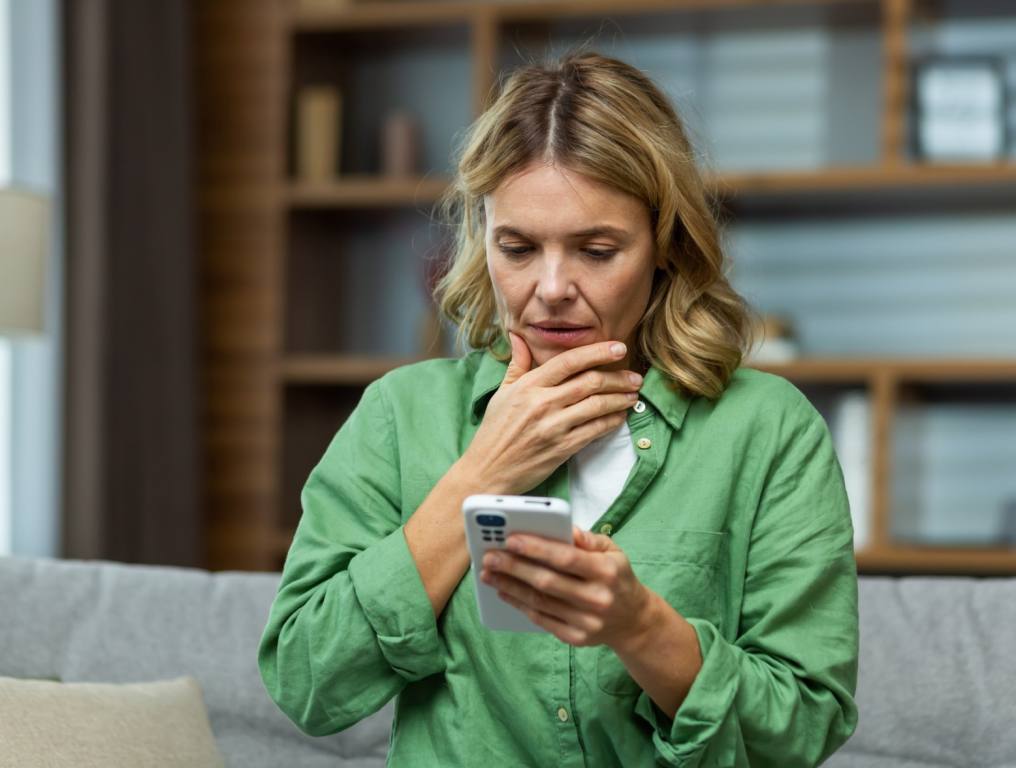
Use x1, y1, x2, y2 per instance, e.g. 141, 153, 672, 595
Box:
610, 342, 626, 356
627, 372, 643, 386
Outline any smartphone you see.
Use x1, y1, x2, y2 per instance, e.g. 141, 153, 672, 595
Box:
462, 494, 573, 632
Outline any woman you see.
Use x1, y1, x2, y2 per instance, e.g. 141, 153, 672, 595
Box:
258, 50, 859, 767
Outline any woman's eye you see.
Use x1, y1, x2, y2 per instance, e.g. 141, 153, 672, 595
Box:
497, 245, 617, 260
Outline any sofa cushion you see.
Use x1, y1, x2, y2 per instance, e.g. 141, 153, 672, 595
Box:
824, 575, 1016, 767
0, 675, 223, 767
0, 555, 391, 768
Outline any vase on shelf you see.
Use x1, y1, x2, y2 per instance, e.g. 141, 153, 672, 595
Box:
746, 313, 799, 363
381, 109, 421, 178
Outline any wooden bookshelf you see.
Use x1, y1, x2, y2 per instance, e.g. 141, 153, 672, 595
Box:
197, 0, 1016, 574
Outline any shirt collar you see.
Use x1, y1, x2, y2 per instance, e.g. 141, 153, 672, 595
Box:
637, 364, 693, 432
468, 336, 694, 432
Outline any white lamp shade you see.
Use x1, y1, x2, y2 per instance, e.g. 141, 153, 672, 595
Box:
0, 187, 49, 335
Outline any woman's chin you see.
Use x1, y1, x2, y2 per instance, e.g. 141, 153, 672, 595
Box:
531, 348, 562, 368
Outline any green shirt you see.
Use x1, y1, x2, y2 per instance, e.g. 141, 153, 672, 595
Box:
258, 340, 859, 767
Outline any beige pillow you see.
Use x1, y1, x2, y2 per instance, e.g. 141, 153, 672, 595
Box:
0, 675, 225, 768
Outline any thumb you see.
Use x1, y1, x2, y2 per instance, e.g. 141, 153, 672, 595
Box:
573, 525, 613, 551
501, 331, 532, 387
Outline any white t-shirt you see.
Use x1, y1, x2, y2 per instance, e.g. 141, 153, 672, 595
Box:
567, 420, 638, 531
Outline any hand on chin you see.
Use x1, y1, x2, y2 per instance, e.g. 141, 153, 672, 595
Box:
529, 337, 626, 373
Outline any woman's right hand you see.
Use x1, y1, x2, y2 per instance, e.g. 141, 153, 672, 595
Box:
457, 331, 643, 496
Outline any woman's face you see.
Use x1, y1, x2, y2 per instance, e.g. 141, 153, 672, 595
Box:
484, 161, 658, 372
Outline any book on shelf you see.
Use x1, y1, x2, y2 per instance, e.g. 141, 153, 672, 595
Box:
829, 390, 872, 552
295, 85, 341, 182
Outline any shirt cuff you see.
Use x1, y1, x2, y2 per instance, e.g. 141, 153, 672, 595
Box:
347, 524, 445, 681
634, 617, 740, 766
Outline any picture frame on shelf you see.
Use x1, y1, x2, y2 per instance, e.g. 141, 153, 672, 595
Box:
911, 55, 1009, 164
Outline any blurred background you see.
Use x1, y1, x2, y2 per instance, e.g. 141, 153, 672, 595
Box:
1, 0, 1014, 575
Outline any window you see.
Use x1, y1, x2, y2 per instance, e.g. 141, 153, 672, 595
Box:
0, 0, 61, 557
1, 0, 12, 555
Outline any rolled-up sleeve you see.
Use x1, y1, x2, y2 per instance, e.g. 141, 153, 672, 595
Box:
257, 379, 446, 737
635, 397, 860, 767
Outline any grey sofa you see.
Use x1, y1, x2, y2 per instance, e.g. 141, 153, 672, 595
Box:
1, 555, 1014, 767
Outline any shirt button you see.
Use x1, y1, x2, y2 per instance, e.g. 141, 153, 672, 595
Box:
636, 437, 652, 450
633, 400, 646, 413
599, 523, 613, 536
557, 707, 569, 722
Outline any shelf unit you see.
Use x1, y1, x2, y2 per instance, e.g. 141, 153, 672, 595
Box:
197, 0, 1016, 574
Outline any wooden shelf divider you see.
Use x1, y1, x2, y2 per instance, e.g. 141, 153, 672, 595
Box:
747, 357, 1016, 383
279, 353, 1016, 387
279, 354, 432, 385
856, 546, 1016, 575
711, 163, 1016, 196
880, 0, 912, 166
286, 175, 451, 208
280, 164, 1016, 211
869, 368, 896, 553
289, 0, 875, 31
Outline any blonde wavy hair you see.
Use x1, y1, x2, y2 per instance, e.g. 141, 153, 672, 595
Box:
431, 48, 759, 400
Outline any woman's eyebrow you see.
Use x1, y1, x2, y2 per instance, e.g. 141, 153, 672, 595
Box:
492, 224, 631, 239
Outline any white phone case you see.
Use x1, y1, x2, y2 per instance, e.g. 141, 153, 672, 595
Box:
463, 494, 573, 632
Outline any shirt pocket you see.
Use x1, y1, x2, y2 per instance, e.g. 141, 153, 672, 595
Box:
596, 527, 726, 697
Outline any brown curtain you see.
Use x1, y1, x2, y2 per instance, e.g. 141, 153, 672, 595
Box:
62, 0, 201, 567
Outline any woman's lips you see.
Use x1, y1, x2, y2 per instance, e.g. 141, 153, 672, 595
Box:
528, 324, 593, 346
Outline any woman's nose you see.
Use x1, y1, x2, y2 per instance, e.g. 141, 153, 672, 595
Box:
534, 255, 577, 304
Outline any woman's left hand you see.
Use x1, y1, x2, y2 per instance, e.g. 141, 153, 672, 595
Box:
480, 525, 653, 648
